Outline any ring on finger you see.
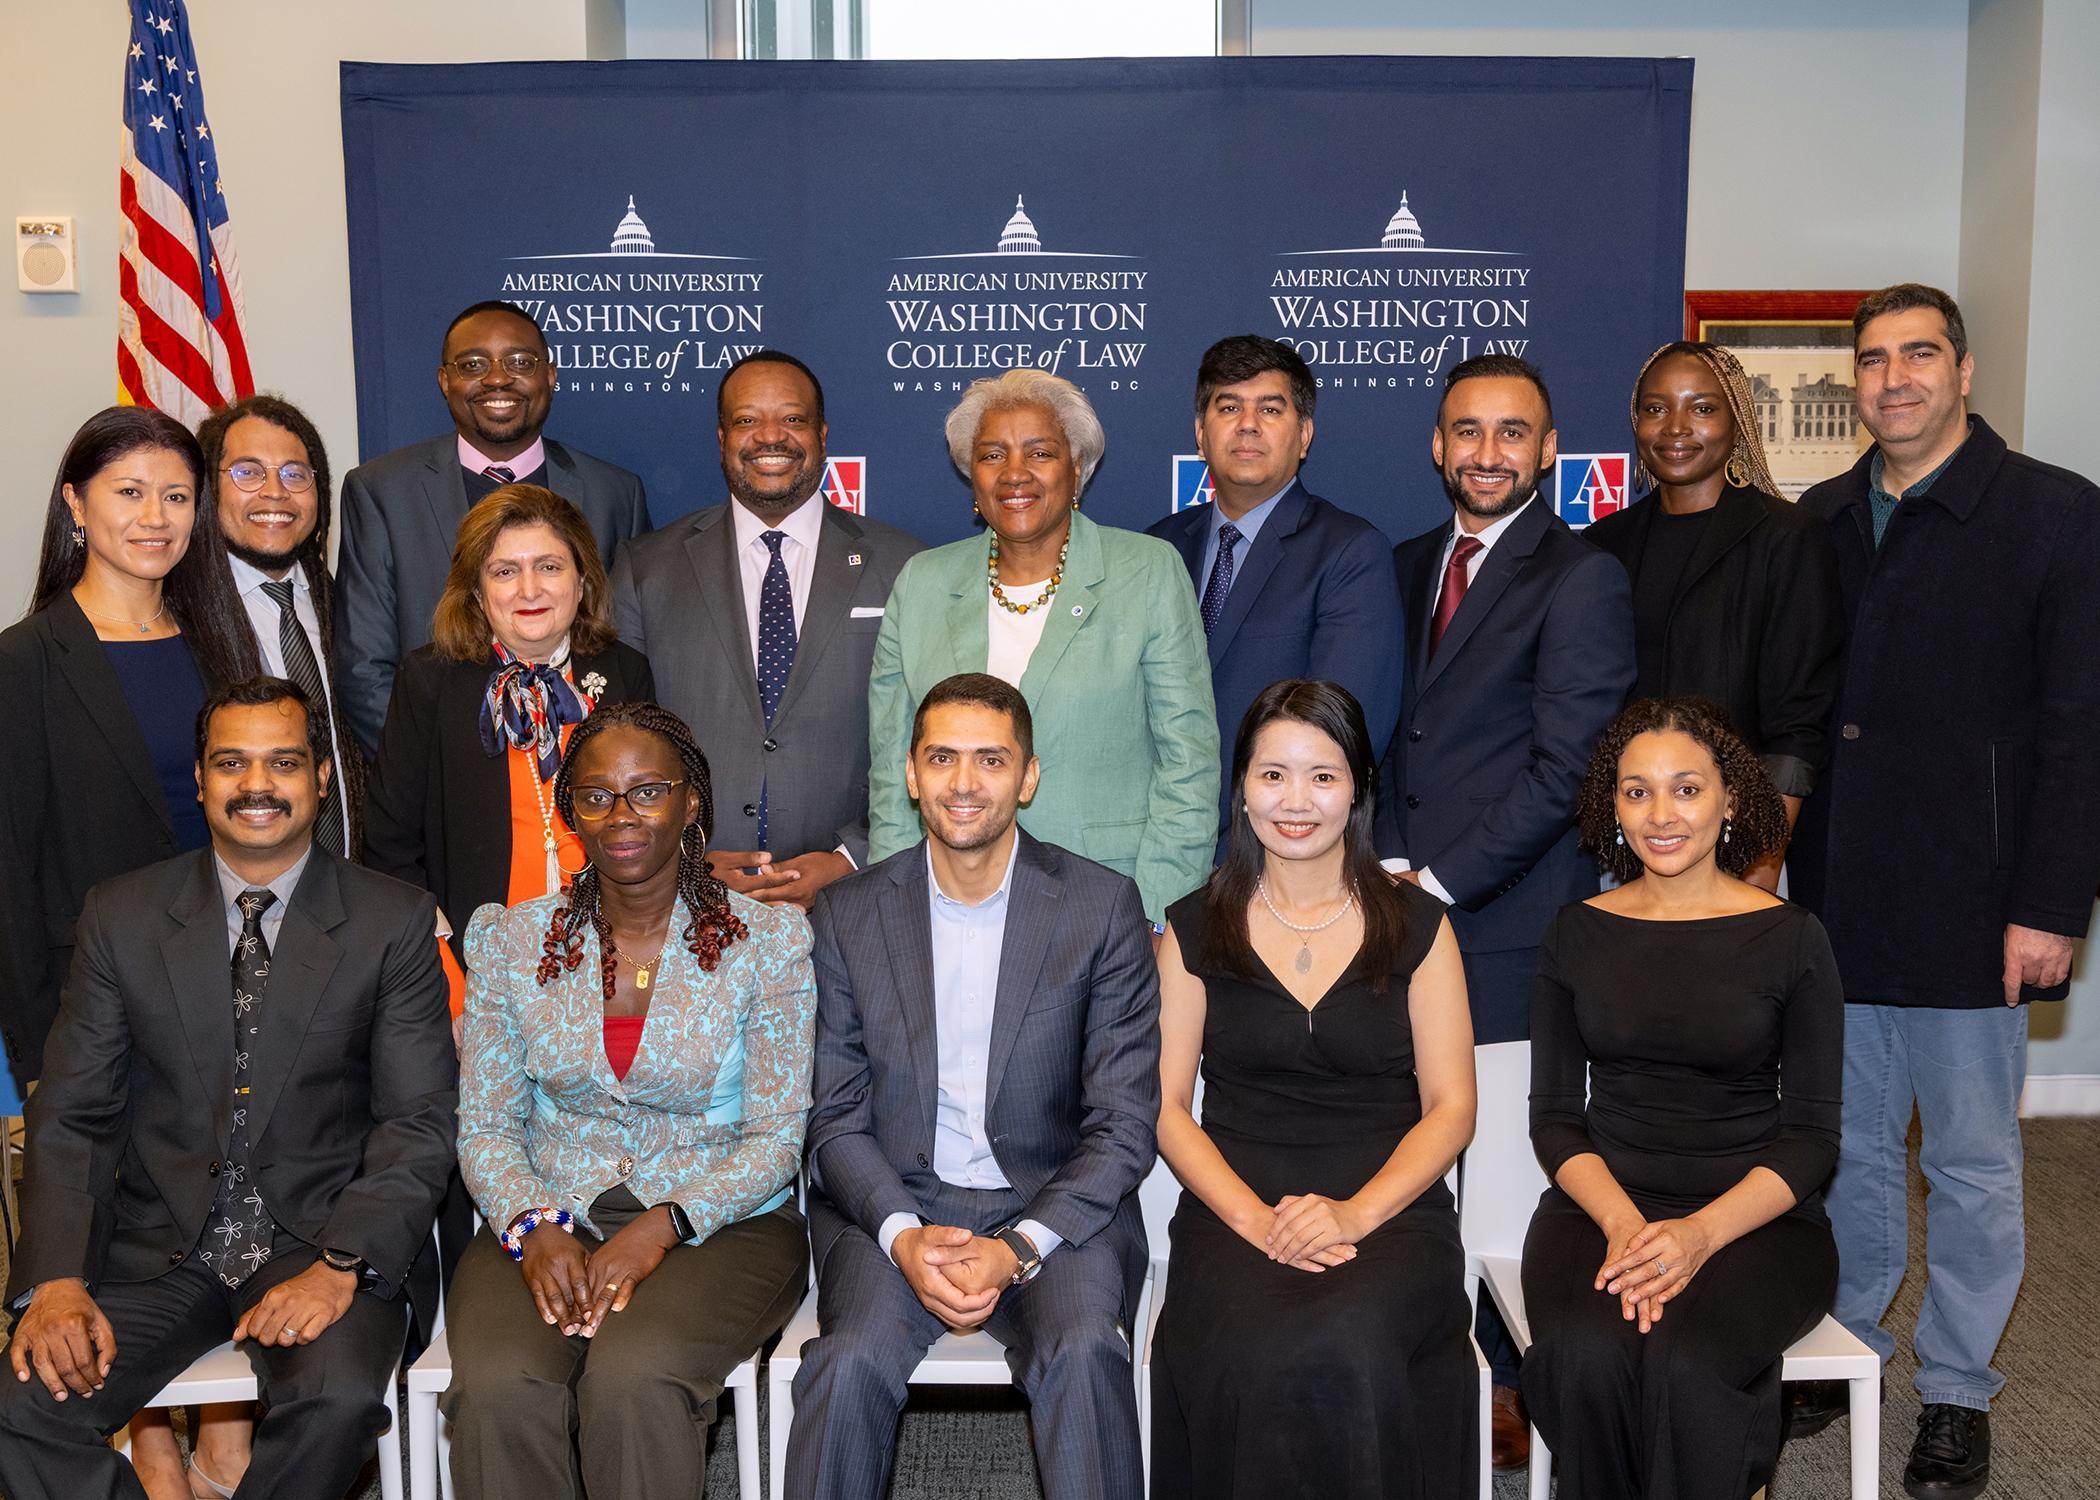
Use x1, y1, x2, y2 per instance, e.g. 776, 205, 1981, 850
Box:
1654, 1259, 1668, 1276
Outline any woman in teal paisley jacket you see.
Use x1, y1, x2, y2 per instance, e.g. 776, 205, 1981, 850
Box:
443, 701, 815, 1499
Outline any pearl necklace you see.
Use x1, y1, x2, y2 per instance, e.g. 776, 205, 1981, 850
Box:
987, 531, 1071, 615
1256, 878, 1357, 974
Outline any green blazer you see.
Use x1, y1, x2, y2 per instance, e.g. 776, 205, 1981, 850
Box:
868, 510, 1219, 921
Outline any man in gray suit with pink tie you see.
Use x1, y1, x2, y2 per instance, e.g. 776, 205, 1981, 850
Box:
784, 673, 1160, 1500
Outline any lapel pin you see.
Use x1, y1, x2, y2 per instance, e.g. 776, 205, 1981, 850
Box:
847, 553, 863, 567
1071, 604, 1084, 616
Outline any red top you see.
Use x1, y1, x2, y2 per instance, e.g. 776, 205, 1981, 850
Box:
604, 1014, 647, 1080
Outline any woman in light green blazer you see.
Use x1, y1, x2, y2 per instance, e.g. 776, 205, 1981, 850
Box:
868, 369, 1219, 921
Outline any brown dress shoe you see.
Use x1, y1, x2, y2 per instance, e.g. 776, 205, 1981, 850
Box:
1492, 1384, 1531, 1471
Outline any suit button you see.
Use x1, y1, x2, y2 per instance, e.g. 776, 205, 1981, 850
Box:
1841, 723, 1861, 740
1408, 729, 1423, 743
763, 737, 778, 752
1406, 794, 1421, 810
742, 803, 758, 817
208, 1161, 221, 1177
916, 1153, 930, 1168
169, 1251, 186, 1266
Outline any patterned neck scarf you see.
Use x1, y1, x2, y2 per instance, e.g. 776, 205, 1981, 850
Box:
479, 636, 591, 780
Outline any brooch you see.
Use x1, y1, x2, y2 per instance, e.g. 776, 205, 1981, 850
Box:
580, 671, 608, 702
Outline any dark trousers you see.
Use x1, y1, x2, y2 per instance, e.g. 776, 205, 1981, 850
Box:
1520, 1188, 1835, 1500
441, 1187, 806, 1499
0, 1235, 407, 1500
785, 1181, 1143, 1500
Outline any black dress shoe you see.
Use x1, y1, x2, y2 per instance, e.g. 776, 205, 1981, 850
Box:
1785, 1378, 1852, 1440
1905, 1404, 1990, 1500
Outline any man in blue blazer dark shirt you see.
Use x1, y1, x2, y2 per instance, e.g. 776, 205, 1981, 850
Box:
1375, 353, 1633, 1466
1148, 336, 1405, 851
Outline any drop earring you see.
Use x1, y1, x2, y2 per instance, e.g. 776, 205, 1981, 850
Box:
1722, 818, 1733, 845
1614, 823, 1625, 846
70, 522, 85, 548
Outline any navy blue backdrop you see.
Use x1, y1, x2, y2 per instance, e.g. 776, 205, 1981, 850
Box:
342, 56, 1690, 546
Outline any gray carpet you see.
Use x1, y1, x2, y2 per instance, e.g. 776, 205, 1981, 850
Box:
8, 1118, 2095, 1497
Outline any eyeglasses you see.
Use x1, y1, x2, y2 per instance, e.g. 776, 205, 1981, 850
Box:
571, 779, 687, 821
446, 352, 546, 379
221, 461, 315, 493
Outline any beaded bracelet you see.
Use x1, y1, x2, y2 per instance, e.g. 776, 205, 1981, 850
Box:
500, 1206, 576, 1262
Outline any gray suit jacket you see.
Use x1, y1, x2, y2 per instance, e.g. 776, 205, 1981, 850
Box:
609, 499, 922, 864
804, 833, 1161, 1316
334, 434, 651, 753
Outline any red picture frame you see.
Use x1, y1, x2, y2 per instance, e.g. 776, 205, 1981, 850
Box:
1684, 290, 1866, 341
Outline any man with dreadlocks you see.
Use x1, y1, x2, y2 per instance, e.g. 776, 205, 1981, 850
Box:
1584, 340, 1846, 890
447, 700, 814, 1499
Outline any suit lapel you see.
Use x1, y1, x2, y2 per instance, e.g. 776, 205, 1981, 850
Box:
772, 504, 864, 726
1418, 498, 1552, 697
161, 851, 235, 1147
52, 597, 174, 832
684, 513, 765, 722
422, 441, 470, 555
445, 659, 513, 871
879, 854, 940, 1135
1402, 534, 1443, 702
245, 853, 345, 1151
1164, 507, 1206, 587
946, 536, 992, 678
985, 836, 1057, 1111
1016, 513, 1104, 703
1205, 484, 1310, 662
1671, 485, 1764, 609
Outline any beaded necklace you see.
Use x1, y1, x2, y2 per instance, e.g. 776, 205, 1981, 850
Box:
987, 530, 1071, 615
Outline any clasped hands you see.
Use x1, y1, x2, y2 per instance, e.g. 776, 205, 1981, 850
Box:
1247, 1193, 1365, 1273
517, 1206, 678, 1338
1596, 1215, 1714, 1333
709, 849, 853, 911
10, 1261, 357, 1402
893, 1225, 1022, 1329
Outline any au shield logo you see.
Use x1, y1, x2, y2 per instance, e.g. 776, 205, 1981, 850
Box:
1172, 455, 1215, 514
1554, 454, 1629, 529
823, 457, 867, 514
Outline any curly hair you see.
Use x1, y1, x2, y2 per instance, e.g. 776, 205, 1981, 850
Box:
534, 702, 747, 997
1576, 697, 1790, 883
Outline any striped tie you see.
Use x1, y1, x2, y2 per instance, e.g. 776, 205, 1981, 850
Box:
260, 580, 345, 854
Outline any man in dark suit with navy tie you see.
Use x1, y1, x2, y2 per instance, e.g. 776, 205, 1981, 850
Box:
334, 300, 652, 753
1374, 354, 1633, 1464
0, 677, 456, 1500
1149, 336, 1405, 851
784, 673, 1159, 1500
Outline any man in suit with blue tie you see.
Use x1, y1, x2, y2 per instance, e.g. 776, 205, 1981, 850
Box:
785, 673, 1159, 1500
335, 300, 652, 753
1377, 355, 1633, 1465
1150, 336, 1405, 850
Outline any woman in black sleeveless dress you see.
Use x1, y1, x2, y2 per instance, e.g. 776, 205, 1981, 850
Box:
1150, 680, 1478, 1498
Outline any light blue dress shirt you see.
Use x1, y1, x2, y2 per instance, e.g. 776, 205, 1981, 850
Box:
1194, 479, 1296, 596
875, 837, 1063, 1265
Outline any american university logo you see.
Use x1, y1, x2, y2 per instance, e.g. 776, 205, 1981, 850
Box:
884, 195, 1149, 388
1172, 456, 1215, 514
1554, 454, 1631, 528
822, 457, 868, 515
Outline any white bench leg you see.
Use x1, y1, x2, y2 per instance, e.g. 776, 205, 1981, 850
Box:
1475, 1349, 1493, 1500
408, 1387, 440, 1500
1848, 1375, 1879, 1500
767, 1367, 795, 1500
378, 1373, 403, 1500
1527, 1426, 1552, 1500
732, 1379, 762, 1500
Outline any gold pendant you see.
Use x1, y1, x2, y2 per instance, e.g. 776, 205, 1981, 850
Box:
634, 966, 650, 990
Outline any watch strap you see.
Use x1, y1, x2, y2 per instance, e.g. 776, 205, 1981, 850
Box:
994, 1224, 1042, 1284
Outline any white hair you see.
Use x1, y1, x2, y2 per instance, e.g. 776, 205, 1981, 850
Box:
943, 368, 1105, 498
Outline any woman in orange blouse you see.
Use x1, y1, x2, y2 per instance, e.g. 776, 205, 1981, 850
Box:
363, 484, 655, 1016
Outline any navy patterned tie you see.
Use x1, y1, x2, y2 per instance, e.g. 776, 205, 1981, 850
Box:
755, 531, 797, 849
200, 889, 278, 1287
483, 464, 516, 484
1200, 521, 1243, 635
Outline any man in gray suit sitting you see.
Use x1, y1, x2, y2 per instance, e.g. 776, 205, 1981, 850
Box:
785, 673, 1160, 1500
610, 349, 922, 910
335, 299, 652, 753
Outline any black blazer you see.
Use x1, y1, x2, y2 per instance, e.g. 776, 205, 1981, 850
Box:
1791, 417, 2100, 1007
361, 640, 655, 952
6, 848, 457, 1326
0, 597, 190, 1082
1583, 483, 1845, 797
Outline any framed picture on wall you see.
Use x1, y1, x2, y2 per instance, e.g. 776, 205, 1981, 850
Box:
1685, 291, 1868, 499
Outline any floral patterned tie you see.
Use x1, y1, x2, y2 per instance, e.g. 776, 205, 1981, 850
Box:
200, 889, 279, 1287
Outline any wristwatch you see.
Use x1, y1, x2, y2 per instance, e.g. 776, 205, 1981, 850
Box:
993, 1224, 1042, 1286
320, 1247, 367, 1276
658, 1201, 696, 1242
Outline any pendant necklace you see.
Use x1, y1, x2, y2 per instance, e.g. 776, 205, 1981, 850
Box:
80, 598, 169, 634
526, 756, 564, 890
1256, 879, 1356, 974
609, 936, 670, 990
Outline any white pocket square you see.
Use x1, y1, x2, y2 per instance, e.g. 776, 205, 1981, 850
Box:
849, 606, 886, 618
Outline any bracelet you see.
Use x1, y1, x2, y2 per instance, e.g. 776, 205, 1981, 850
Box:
500, 1206, 575, 1262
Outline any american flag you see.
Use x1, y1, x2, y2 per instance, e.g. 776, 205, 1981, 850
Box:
117, 0, 252, 423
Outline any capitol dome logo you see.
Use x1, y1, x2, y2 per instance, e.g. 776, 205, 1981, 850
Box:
512, 195, 752, 261
898, 195, 1135, 261
1284, 191, 1515, 258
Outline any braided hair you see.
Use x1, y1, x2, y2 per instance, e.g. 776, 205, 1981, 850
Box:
1628, 340, 1781, 498
534, 702, 748, 998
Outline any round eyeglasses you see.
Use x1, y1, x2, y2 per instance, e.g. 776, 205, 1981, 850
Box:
571, 779, 688, 821
222, 461, 315, 494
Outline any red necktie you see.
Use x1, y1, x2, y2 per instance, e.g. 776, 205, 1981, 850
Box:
1429, 536, 1484, 658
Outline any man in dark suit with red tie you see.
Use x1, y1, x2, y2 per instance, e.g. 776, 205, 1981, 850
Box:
1374, 354, 1633, 1468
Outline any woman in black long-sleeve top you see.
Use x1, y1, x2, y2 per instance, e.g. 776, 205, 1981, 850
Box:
1584, 341, 1844, 889
0, 407, 258, 1086
1520, 698, 1842, 1500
